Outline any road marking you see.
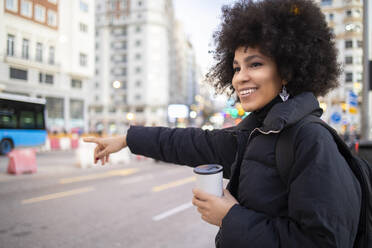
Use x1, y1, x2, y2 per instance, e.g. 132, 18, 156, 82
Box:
59, 168, 139, 184
21, 187, 94, 204
152, 202, 193, 221
119, 174, 154, 185
152, 176, 196, 192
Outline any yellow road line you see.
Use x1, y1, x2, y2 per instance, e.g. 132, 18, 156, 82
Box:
59, 168, 139, 184
152, 176, 196, 192
21, 187, 94, 204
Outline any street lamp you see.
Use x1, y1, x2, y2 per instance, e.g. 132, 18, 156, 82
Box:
112, 80, 121, 89
126, 112, 134, 121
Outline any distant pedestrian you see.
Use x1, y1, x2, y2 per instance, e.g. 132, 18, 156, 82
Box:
84, 0, 361, 247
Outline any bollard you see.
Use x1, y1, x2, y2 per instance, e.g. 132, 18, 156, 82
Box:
7, 148, 37, 175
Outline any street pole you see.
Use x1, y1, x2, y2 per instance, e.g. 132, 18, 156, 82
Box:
361, 0, 370, 140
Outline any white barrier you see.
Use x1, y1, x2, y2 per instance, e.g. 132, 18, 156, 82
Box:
109, 148, 131, 164
60, 137, 71, 150
40, 138, 51, 152
75, 138, 98, 168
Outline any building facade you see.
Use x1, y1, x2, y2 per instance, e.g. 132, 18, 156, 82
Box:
0, 0, 95, 133
92, 0, 199, 133
317, 0, 363, 134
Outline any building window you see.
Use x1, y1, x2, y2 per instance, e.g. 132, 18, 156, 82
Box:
45, 74, 54, 84
122, 41, 127, 49
22, 39, 29, 59
48, 0, 58, 4
135, 53, 141, 60
35, 5, 46, 23
36, 42, 43, 62
80, 53, 87, 66
346, 10, 352, 17
354, 9, 361, 17
356, 72, 362, 82
345, 72, 353, 83
49, 46, 55, 65
7, 34, 15, 56
21, 0, 32, 18
136, 81, 141, 87
47, 10, 57, 27
345, 56, 353, 65
79, 23, 88, 32
39, 73, 54, 84
135, 40, 141, 46
10, 67, 28, 80
70, 99, 84, 119
135, 94, 141, 100
135, 67, 141, 73
138, 1, 142, 6
6, 0, 18, 12
345, 40, 353, 48
80, 1, 88, 12
321, 0, 332, 6
136, 26, 141, 32
71, 79, 83, 89
357, 40, 363, 48
329, 13, 334, 21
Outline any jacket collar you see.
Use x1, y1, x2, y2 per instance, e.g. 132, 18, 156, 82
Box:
236, 92, 323, 132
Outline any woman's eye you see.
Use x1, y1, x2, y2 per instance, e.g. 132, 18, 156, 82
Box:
233, 67, 240, 73
251, 62, 262, 68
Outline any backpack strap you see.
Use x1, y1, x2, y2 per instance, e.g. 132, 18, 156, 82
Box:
276, 115, 372, 247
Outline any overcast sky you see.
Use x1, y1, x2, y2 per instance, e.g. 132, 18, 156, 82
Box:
173, 0, 235, 74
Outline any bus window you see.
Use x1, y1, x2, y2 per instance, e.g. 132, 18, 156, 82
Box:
19, 111, 35, 129
0, 106, 17, 129
36, 112, 44, 129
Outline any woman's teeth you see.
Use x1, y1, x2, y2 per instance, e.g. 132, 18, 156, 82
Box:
240, 88, 257, 96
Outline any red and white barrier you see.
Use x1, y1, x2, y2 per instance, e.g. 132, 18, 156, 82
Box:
7, 148, 37, 175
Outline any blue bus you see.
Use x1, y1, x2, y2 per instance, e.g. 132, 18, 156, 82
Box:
0, 93, 47, 154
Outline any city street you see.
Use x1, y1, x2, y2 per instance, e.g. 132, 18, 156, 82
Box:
0, 151, 218, 248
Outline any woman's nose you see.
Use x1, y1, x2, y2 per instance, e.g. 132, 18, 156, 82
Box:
235, 68, 250, 84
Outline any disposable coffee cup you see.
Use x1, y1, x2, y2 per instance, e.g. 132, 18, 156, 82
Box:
193, 164, 223, 197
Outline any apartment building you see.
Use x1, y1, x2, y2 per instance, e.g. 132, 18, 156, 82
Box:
317, 0, 363, 133
0, 0, 95, 132
92, 0, 199, 133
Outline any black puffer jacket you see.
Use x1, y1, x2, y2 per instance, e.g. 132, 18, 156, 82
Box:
127, 92, 361, 248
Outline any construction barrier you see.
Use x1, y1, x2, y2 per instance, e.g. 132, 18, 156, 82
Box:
49, 137, 60, 150
75, 138, 98, 168
7, 148, 37, 175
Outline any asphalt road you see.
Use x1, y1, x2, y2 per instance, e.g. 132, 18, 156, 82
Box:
0, 150, 219, 248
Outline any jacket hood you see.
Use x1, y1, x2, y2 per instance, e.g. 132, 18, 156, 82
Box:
237, 92, 323, 132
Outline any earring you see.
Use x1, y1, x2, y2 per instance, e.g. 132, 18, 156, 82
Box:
279, 85, 289, 101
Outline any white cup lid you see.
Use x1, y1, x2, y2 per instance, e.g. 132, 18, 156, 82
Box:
193, 164, 223, 175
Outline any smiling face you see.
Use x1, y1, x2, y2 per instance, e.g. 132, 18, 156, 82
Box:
232, 46, 284, 112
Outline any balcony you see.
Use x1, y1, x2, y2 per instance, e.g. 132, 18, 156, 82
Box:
4, 53, 61, 72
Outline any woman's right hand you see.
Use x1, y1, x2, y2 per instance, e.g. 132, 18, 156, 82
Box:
83, 135, 127, 165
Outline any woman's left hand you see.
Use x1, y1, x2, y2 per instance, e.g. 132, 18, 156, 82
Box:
192, 188, 238, 227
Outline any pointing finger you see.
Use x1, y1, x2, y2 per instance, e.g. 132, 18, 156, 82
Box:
83, 137, 99, 144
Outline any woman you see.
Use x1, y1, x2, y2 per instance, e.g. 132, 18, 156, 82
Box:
84, 0, 361, 247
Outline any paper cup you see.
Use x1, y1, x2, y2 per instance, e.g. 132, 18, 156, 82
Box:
193, 164, 223, 197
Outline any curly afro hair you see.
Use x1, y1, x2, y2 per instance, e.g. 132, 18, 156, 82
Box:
206, 0, 341, 97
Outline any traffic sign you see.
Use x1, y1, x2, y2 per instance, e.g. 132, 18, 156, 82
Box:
331, 111, 342, 124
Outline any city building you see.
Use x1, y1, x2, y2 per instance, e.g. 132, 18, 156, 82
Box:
317, 0, 363, 134
0, 0, 95, 133
92, 0, 200, 133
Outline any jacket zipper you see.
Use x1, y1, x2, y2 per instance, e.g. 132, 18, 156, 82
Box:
248, 127, 281, 143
